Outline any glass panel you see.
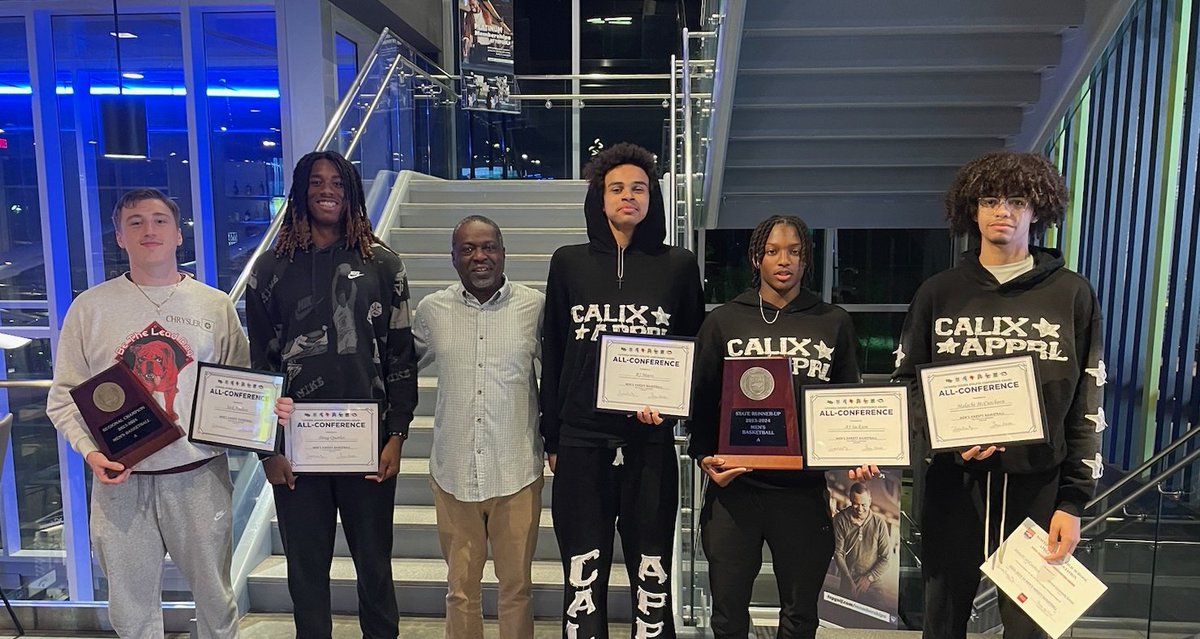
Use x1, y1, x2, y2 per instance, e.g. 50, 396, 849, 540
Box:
848, 312, 905, 375
51, 13, 193, 286
335, 33, 358, 103
0, 16, 46, 302
702, 228, 826, 305
204, 11, 283, 292
834, 229, 953, 305
460, 79, 570, 180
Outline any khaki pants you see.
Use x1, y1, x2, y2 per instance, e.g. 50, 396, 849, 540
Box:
431, 476, 543, 639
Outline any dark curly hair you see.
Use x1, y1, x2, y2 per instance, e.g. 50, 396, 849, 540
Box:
748, 215, 814, 291
274, 150, 386, 260
582, 142, 659, 190
944, 152, 1069, 238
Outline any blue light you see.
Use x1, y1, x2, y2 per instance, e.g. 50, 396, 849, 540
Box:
0, 85, 280, 98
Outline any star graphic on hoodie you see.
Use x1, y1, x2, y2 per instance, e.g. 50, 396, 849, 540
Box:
575, 325, 590, 340
1085, 360, 1107, 387
1081, 453, 1104, 479
1032, 317, 1060, 339
893, 344, 906, 369
1085, 407, 1108, 433
814, 340, 835, 360
936, 337, 960, 354
651, 306, 672, 326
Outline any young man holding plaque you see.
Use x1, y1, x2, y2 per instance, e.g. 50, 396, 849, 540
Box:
894, 152, 1104, 639
688, 214, 875, 639
246, 151, 418, 639
413, 215, 545, 638
47, 188, 266, 637
540, 143, 704, 638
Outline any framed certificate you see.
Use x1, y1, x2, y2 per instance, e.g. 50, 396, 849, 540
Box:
717, 357, 803, 470
802, 384, 910, 468
918, 355, 1048, 451
286, 401, 380, 474
68, 362, 182, 471
595, 335, 696, 419
188, 362, 285, 454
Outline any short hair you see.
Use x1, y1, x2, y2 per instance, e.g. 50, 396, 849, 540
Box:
112, 188, 180, 229
582, 142, 658, 191
747, 215, 814, 290
452, 215, 504, 249
944, 152, 1069, 238
849, 482, 870, 497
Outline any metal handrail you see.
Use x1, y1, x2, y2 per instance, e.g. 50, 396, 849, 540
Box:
1087, 424, 1200, 509
0, 380, 51, 390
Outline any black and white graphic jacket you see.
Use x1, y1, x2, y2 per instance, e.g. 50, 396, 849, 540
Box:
539, 179, 705, 453
688, 287, 860, 489
893, 247, 1105, 515
247, 241, 418, 445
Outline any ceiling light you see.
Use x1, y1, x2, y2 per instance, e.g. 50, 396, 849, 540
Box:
109, 31, 137, 38
121, 72, 144, 79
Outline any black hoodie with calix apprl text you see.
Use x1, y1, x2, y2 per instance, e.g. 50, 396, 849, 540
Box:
688, 288, 861, 489
539, 179, 705, 453
893, 247, 1104, 515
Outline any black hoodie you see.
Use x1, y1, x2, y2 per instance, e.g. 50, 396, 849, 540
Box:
688, 287, 861, 489
539, 179, 705, 452
893, 247, 1104, 515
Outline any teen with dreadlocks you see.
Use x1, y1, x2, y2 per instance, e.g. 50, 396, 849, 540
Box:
894, 152, 1103, 639
688, 214, 877, 639
246, 150, 417, 639
540, 142, 704, 638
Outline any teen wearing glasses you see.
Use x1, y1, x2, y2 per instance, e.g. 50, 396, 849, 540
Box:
894, 153, 1105, 639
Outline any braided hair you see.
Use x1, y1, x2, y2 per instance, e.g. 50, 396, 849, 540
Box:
747, 215, 813, 291
274, 151, 385, 260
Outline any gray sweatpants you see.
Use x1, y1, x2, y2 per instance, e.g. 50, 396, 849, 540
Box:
90, 455, 239, 638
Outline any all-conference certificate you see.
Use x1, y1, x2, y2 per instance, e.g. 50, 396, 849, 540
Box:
595, 334, 696, 419
286, 402, 379, 474
802, 384, 910, 468
919, 355, 1047, 451
189, 362, 284, 454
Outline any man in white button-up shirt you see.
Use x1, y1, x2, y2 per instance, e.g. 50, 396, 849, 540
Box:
413, 215, 545, 639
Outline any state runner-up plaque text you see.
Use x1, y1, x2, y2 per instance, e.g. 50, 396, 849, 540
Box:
717, 357, 803, 470
188, 362, 285, 454
68, 362, 182, 471
286, 401, 380, 474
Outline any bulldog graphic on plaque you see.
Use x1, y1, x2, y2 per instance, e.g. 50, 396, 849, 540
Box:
718, 357, 803, 470
69, 362, 182, 471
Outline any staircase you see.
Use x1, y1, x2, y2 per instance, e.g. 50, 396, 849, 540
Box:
245, 179, 623, 620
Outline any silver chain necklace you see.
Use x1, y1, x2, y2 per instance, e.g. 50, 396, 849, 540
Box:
758, 293, 781, 325
132, 273, 183, 315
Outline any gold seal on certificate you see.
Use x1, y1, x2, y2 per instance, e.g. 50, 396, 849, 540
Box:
595, 335, 696, 419
286, 402, 380, 474
918, 355, 1048, 451
188, 363, 285, 454
802, 384, 910, 468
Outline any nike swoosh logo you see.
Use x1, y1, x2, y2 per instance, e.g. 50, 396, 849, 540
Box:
294, 296, 316, 321
348, 271, 364, 280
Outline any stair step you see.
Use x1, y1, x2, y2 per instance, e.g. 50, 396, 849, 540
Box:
389, 228, 586, 254
394, 457, 554, 507
246, 557, 633, 620
397, 204, 581, 229
407, 180, 587, 204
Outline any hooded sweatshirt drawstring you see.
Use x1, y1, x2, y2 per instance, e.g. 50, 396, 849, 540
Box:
982, 471, 1010, 566
617, 246, 625, 289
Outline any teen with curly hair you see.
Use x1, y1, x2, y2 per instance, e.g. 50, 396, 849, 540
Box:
540, 142, 704, 638
894, 152, 1104, 639
688, 214, 877, 639
246, 150, 417, 638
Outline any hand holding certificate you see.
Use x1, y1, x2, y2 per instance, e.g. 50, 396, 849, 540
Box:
188, 363, 285, 454
286, 402, 379, 474
595, 335, 696, 418
802, 384, 910, 468
919, 355, 1048, 451
981, 518, 1107, 638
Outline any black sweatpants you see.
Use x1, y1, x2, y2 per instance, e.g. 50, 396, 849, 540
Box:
552, 443, 678, 639
274, 474, 399, 639
921, 459, 1059, 639
700, 479, 833, 639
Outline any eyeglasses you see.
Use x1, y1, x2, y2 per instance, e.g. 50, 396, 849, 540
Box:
978, 196, 1030, 211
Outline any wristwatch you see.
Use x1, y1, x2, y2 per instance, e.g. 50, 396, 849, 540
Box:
387, 431, 408, 440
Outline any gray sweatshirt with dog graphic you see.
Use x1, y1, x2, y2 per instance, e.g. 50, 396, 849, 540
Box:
47, 274, 250, 472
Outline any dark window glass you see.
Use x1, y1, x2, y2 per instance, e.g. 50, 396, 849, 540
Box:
849, 312, 906, 375
834, 229, 952, 305
704, 228, 825, 305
